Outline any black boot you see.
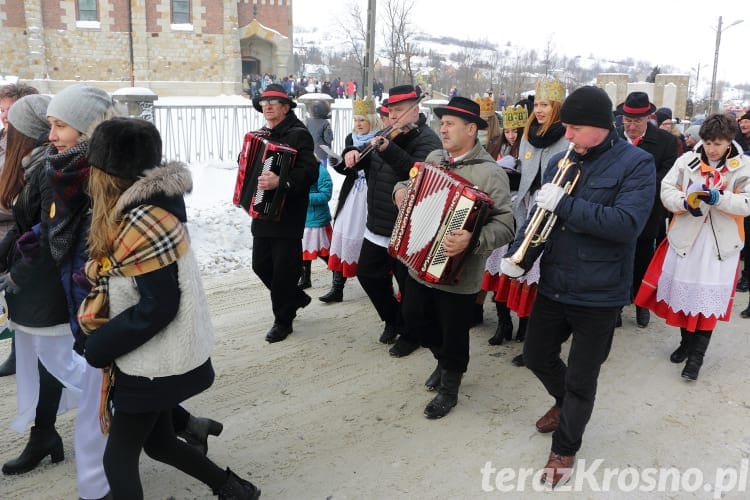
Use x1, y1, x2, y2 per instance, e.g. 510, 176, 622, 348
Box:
741, 299, 750, 318
0, 336, 15, 377
515, 317, 528, 342
177, 415, 224, 455
488, 302, 513, 345
670, 329, 691, 364
682, 331, 711, 381
424, 362, 441, 391
214, 467, 261, 499
424, 369, 462, 419
319, 271, 346, 303
297, 261, 312, 290
2, 426, 64, 475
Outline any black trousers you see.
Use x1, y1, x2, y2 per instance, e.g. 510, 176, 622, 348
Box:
356, 239, 416, 341
632, 236, 656, 298
35, 360, 63, 429
523, 293, 618, 456
253, 236, 310, 326
104, 408, 226, 500
402, 275, 476, 373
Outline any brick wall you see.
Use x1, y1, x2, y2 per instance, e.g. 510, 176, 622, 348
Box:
0, 0, 289, 95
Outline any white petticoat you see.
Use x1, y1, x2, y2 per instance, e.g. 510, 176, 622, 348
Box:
657, 223, 739, 317
329, 172, 368, 266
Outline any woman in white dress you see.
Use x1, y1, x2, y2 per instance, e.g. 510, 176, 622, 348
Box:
636, 113, 750, 381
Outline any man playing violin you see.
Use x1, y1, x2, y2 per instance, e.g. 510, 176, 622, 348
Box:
342, 85, 441, 357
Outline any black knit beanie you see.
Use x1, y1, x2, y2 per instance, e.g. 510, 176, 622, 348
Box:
87, 117, 163, 179
560, 86, 614, 130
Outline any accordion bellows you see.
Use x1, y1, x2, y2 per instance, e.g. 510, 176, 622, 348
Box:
234, 131, 297, 221
389, 162, 494, 285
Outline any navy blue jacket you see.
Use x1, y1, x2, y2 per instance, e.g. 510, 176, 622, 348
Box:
509, 130, 656, 307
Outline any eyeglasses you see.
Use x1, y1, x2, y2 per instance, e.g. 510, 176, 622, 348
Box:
259, 99, 281, 107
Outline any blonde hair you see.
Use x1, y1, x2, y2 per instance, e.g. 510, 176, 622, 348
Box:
87, 167, 135, 259
352, 113, 383, 134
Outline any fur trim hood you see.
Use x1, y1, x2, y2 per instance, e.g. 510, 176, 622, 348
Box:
115, 161, 192, 218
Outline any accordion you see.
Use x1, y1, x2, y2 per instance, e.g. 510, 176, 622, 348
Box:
389, 162, 494, 285
233, 131, 297, 221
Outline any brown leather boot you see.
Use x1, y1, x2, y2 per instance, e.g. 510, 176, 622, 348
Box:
535, 405, 561, 433
541, 451, 575, 488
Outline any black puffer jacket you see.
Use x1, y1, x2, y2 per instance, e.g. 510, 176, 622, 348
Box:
250, 112, 319, 239
0, 145, 69, 327
343, 113, 441, 236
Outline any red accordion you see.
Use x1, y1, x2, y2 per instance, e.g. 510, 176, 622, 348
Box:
233, 131, 297, 221
389, 162, 494, 285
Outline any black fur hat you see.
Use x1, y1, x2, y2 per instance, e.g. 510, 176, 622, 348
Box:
87, 117, 163, 179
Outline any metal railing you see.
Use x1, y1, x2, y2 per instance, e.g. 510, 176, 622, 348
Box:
153, 100, 356, 164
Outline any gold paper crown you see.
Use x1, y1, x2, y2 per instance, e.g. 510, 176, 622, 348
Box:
502, 105, 528, 129
535, 78, 565, 103
474, 95, 496, 118
353, 97, 375, 116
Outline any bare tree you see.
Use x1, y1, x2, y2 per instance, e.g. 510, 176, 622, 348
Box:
338, 1, 368, 94
380, 0, 416, 86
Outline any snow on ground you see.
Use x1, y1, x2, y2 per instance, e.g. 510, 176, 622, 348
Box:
185, 158, 345, 276
185, 159, 255, 275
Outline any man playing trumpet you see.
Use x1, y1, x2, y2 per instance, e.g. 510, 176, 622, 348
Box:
500, 86, 655, 487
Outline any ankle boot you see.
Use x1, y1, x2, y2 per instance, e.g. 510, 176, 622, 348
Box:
488, 302, 513, 345
424, 369, 462, 419
2, 426, 64, 475
670, 329, 691, 363
682, 331, 711, 381
319, 271, 345, 303
177, 415, 224, 455
0, 336, 16, 377
515, 317, 528, 342
214, 467, 261, 499
297, 261, 312, 290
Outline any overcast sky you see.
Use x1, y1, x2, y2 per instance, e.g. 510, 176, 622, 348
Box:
293, 0, 748, 87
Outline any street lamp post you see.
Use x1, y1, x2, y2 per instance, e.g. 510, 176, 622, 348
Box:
708, 16, 743, 115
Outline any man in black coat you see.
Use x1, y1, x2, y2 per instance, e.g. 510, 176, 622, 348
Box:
616, 91, 679, 328
250, 84, 319, 342
342, 85, 442, 357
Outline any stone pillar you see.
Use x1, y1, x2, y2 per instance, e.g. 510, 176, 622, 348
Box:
112, 87, 158, 122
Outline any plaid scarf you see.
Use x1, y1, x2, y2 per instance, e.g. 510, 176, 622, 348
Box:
78, 204, 190, 432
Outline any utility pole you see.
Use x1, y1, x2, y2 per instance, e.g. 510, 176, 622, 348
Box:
708, 16, 744, 115
364, 0, 376, 99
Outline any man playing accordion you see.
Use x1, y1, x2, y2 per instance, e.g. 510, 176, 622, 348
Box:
393, 96, 514, 419
249, 84, 319, 343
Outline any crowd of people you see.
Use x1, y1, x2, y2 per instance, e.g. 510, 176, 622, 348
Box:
1, 76, 749, 495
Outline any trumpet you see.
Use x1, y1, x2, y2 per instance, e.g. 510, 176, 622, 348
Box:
507, 143, 580, 266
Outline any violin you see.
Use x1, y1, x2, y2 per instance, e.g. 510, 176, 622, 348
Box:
352, 92, 429, 166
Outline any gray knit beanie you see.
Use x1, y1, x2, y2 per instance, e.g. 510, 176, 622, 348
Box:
7, 94, 52, 142
47, 84, 113, 135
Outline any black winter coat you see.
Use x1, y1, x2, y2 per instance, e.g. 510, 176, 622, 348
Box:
0, 146, 69, 327
343, 113, 441, 236
250, 112, 319, 239
617, 123, 679, 240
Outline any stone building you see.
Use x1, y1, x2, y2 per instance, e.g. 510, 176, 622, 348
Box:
0, 0, 294, 96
